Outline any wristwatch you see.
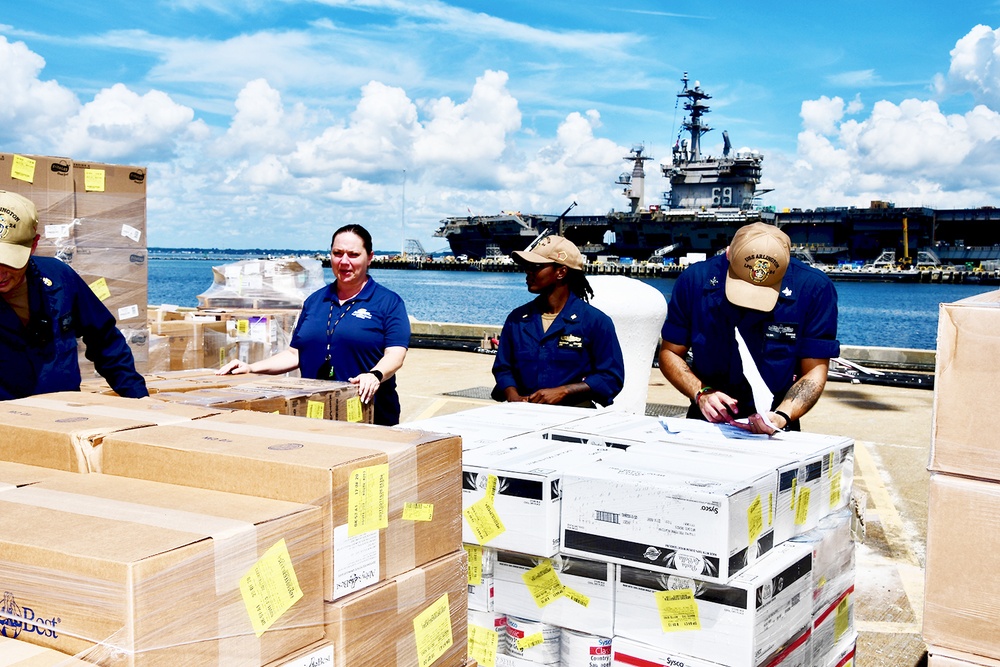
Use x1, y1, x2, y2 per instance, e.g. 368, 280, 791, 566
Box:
369, 369, 384, 382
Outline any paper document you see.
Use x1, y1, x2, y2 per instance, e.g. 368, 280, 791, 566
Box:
734, 327, 778, 429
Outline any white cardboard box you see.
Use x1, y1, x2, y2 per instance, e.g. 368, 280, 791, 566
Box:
613, 540, 814, 667
462, 438, 605, 556
560, 447, 778, 581
610, 634, 813, 667
493, 550, 615, 636
404, 402, 595, 451
547, 413, 853, 542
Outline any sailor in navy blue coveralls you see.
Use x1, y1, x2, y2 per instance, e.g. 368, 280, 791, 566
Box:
0, 190, 147, 400
659, 223, 839, 434
492, 235, 624, 407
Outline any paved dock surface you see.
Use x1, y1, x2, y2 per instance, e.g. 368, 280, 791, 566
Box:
394, 347, 933, 667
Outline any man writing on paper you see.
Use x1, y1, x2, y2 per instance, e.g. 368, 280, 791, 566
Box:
0, 190, 148, 399
658, 222, 839, 434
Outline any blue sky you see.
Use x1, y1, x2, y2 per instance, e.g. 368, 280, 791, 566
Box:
3, 1, 1000, 252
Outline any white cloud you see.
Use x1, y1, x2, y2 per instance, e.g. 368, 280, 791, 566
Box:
0, 36, 80, 146
54, 83, 206, 161
800, 96, 847, 135
941, 24, 1000, 107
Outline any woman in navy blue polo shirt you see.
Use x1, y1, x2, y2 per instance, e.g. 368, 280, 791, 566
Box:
218, 224, 410, 425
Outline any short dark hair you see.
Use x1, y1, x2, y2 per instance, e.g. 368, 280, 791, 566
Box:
332, 224, 373, 255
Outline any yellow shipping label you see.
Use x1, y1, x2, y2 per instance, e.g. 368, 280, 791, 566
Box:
768, 492, 774, 526
522, 560, 564, 608
463, 496, 505, 545
84, 168, 105, 192
239, 539, 303, 638
403, 502, 434, 522
465, 545, 483, 585
830, 470, 842, 508
655, 588, 701, 633
467, 623, 499, 667
237, 319, 250, 335
834, 594, 851, 641
11, 154, 35, 183
794, 487, 811, 526
516, 632, 544, 652
413, 594, 453, 667
346, 395, 363, 422
485, 473, 498, 503
306, 400, 325, 419
747, 494, 763, 544
88, 277, 112, 302
790, 477, 797, 511
563, 586, 590, 608
348, 463, 389, 536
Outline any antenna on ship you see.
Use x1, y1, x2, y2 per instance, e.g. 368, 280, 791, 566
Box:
677, 74, 712, 162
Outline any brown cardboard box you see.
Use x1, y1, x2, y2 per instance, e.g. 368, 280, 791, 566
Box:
0, 399, 155, 472
0, 473, 324, 666
0, 396, 220, 473
924, 472, 1000, 659
0, 637, 94, 666
0, 153, 75, 253
324, 550, 468, 667
72, 161, 147, 248
928, 646, 1000, 666
149, 320, 230, 371
264, 640, 334, 667
100, 410, 463, 602
932, 291, 1000, 480
0, 460, 80, 488
7, 392, 220, 424
64, 246, 149, 325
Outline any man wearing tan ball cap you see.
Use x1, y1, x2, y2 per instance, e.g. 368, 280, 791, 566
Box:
0, 190, 147, 399
659, 222, 839, 434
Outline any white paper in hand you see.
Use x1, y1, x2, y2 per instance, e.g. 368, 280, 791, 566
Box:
735, 327, 778, 430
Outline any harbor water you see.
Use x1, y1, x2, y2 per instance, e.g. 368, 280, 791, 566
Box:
148, 257, 999, 351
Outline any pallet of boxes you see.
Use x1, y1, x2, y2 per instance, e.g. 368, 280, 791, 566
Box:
923, 291, 1000, 667
1, 152, 149, 375
142, 255, 383, 423
0, 389, 471, 665
409, 402, 858, 667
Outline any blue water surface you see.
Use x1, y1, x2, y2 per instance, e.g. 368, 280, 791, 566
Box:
148, 259, 996, 351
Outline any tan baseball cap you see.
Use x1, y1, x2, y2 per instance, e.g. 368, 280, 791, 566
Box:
512, 235, 585, 271
725, 222, 791, 311
0, 190, 40, 269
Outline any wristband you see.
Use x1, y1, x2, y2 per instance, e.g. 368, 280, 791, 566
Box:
694, 386, 714, 402
369, 369, 384, 382
773, 409, 792, 430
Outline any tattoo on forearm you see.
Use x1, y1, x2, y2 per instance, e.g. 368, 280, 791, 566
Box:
786, 378, 822, 408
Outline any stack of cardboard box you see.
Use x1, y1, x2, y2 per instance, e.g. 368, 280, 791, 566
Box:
2, 153, 149, 374
924, 291, 1000, 666
0, 393, 471, 666
147, 303, 303, 374
408, 403, 858, 667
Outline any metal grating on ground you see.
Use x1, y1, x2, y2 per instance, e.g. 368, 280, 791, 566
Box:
444, 386, 496, 400
443, 386, 688, 418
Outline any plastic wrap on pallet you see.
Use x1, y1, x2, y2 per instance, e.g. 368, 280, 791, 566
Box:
325, 550, 469, 667
71, 161, 147, 249
196, 257, 327, 310
0, 153, 76, 256
0, 471, 325, 666
98, 410, 464, 603
790, 507, 855, 614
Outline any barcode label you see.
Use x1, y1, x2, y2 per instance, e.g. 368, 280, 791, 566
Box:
595, 510, 619, 524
